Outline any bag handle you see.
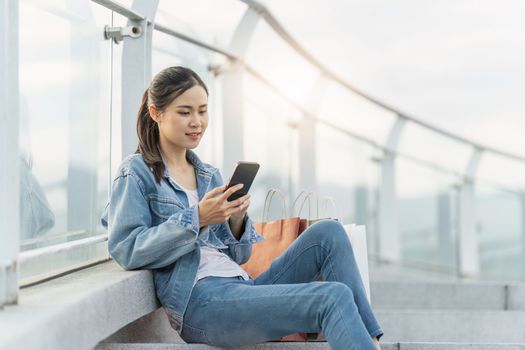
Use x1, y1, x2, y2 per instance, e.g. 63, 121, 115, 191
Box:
291, 190, 319, 220
319, 196, 342, 223
262, 188, 288, 222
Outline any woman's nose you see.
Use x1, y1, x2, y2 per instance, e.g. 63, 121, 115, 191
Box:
189, 114, 201, 126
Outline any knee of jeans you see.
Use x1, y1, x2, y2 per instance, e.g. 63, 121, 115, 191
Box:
314, 220, 350, 247
322, 281, 354, 306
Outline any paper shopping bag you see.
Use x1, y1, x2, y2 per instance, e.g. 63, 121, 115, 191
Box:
344, 224, 371, 302
242, 217, 305, 279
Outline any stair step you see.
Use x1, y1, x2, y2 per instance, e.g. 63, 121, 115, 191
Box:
371, 281, 525, 310
97, 342, 525, 349
377, 310, 525, 343
96, 343, 378, 350
395, 345, 525, 350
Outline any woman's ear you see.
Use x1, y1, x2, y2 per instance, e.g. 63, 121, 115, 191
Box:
148, 104, 160, 123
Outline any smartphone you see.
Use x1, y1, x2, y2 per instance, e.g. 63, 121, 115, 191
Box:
226, 161, 260, 202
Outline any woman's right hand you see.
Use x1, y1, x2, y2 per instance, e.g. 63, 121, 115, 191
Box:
198, 184, 247, 228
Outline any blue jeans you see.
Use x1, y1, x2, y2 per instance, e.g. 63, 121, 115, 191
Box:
180, 219, 384, 349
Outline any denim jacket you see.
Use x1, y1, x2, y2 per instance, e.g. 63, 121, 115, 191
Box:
100, 150, 264, 334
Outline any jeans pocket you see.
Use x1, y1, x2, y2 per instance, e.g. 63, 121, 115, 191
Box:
180, 322, 209, 344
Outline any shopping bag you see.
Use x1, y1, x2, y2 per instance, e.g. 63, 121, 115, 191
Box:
292, 191, 341, 226
292, 191, 321, 226
344, 224, 371, 302
241, 189, 307, 279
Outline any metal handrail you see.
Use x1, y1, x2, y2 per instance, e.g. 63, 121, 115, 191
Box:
154, 23, 237, 60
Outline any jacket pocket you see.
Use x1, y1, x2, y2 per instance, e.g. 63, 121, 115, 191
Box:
149, 195, 184, 223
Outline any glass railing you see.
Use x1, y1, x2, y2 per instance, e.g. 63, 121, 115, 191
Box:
2, 0, 525, 308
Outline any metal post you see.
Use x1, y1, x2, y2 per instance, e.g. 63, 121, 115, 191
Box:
0, 0, 20, 306
120, 0, 159, 159
221, 7, 260, 172
378, 117, 406, 263
458, 148, 483, 277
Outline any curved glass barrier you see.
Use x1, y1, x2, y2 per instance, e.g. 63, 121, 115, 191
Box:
9, 0, 525, 286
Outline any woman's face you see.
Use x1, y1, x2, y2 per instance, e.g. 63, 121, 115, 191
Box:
152, 85, 209, 150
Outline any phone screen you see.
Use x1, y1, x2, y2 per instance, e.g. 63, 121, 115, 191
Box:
226, 162, 260, 202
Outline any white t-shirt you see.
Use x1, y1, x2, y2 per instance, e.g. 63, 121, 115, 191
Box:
170, 178, 250, 285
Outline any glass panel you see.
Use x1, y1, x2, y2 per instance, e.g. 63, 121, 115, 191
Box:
396, 158, 459, 273
157, 0, 248, 47
477, 153, 525, 190
317, 81, 397, 146
398, 122, 473, 175
316, 123, 379, 226
243, 74, 299, 222
245, 22, 320, 107
477, 183, 525, 280
18, 1, 112, 283
477, 155, 525, 280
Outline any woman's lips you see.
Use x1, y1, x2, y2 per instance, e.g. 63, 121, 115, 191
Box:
186, 132, 201, 140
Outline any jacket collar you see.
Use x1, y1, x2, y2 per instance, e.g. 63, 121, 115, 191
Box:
159, 147, 217, 179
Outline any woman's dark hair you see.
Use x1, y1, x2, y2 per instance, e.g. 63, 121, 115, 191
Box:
136, 66, 208, 183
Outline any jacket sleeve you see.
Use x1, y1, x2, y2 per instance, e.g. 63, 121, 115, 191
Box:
101, 172, 201, 270
219, 214, 264, 265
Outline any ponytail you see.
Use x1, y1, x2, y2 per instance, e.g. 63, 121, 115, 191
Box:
136, 88, 164, 183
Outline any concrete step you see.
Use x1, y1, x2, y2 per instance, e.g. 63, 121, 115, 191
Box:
368, 263, 462, 283
377, 310, 525, 343
96, 344, 361, 350
371, 281, 525, 310
97, 342, 525, 349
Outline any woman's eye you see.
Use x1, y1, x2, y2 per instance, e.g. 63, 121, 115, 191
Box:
179, 112, 190, 116
199, 110, 207, 115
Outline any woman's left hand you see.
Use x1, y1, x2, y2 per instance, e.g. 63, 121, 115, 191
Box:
229, 194, 250, 223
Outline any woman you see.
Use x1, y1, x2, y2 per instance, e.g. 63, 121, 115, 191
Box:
101, 66, 383, 349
